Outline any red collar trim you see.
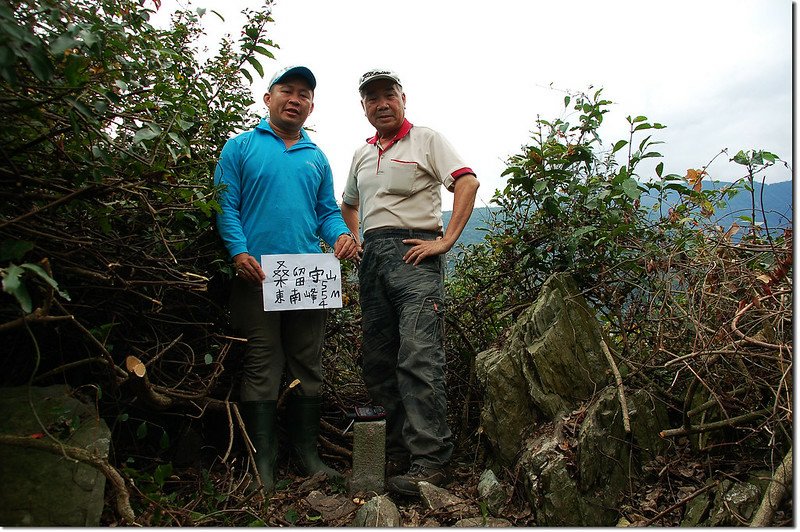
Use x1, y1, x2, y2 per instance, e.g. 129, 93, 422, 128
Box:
366, 119, 413, 147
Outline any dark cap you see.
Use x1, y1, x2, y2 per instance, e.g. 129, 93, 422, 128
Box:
268, 65, 316, 90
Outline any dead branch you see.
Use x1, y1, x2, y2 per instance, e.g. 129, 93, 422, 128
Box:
641, 480, 719, 526
54, 300, 127, 383
221, 394, 234, 463
0, 434, 135, 523
125, 355, 173, 409
600, 339, 630, 433
731, 299, 791, 351
0, 312, 74, 333
231, 403, 263, 493
277, 379, 301, 410
659, 408, 770, 438
750, 446, 792, 527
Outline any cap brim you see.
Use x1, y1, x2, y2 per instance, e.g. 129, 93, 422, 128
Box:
270, 66, 316, 90
358, 74, 400, 91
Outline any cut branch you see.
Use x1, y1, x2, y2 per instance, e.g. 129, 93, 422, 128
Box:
125, 355, 173, 409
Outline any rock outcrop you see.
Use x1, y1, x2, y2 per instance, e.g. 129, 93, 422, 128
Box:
0, 385, 111, 526
476, 272, 670, 526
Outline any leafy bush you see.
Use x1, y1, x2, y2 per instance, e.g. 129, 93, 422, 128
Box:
0, 0, 278, 507
446, 86, 792, 471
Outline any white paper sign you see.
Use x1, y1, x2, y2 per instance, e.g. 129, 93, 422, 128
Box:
261, 253, 343, 311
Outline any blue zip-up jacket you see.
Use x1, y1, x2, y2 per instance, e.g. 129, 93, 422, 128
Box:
213, 118, 349, 259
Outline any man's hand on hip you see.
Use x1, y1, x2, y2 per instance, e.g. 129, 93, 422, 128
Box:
402, 237, 451, 265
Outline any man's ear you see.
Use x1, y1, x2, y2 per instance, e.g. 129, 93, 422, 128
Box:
308, 101, 315, 115
263, 92, 270, 106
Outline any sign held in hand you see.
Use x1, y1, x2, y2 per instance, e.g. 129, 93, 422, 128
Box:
261, 253, 343, 311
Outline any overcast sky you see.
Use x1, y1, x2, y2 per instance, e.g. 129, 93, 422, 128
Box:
153, 0, 793, 210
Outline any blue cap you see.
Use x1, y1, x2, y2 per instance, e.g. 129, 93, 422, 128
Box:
268, 65, 316, 90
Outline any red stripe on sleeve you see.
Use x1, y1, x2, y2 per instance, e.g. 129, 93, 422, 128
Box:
451, 167, 475, 179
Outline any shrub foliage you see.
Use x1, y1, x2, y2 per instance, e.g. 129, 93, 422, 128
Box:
445, 87, 792, 500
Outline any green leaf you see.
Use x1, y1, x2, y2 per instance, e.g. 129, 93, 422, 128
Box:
285, 508, 299, 525
133, 123, 162, 144
50, 34, 79, 56
204, 353, 213, 364
612, 140, 628, 154
153, 463, 173, 488
620, 177, 641, 200
77, 28, 99, 48
2, 264, 31, 313
168, 132, 188, 149
760, 151, 778, 163
572, 225, 597, 238
655, 162, 664, 177
20, 263, 70, 300
252, 45, 272, 57
240, 67, 253, 84
136, 421, 148, 440
245, 56, 264, 77
733, 150, 749, 165
25, 47, 53, 81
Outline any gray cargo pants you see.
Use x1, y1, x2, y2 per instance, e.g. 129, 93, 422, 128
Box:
358, 228, 453, 469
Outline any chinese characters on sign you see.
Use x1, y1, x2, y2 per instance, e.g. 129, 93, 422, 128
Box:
261, 254, 343, 311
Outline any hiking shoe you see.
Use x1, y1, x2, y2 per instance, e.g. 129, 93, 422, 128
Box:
387, 464, 446, 496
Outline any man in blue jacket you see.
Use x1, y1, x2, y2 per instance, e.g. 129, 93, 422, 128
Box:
214, 65, 358, 494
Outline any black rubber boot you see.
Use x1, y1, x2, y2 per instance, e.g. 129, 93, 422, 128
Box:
240, 401, 278, 494
287, 395, 341, 479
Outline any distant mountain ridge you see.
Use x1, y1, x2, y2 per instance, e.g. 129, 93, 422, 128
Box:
444, 180, 792, 248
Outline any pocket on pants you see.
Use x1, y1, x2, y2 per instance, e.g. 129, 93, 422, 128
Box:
412, 296, 444, 343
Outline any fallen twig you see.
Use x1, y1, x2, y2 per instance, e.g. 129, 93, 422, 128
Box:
600, 339, 630, 433
640, 480, 719, 526
659, 409, 770, 438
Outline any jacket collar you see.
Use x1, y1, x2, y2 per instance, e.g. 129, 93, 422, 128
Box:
256, 117, 312, 146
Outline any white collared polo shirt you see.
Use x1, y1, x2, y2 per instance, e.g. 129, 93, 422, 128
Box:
342, 120, 474, 233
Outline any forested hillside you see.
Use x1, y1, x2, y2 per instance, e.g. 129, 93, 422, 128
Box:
445, 180, 792, 248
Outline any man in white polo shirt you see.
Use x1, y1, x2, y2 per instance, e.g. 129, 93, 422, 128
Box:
341, 68, 480, 496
